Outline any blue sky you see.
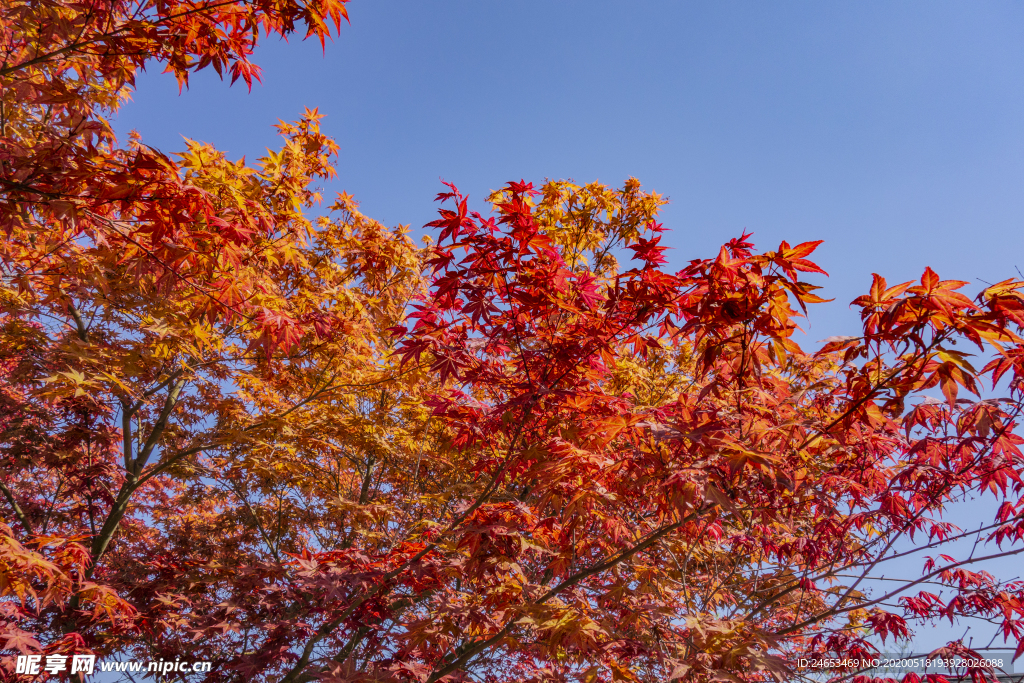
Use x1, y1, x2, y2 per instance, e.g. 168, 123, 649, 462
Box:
113, 0, 1024, 341
110, 0, 1024, 659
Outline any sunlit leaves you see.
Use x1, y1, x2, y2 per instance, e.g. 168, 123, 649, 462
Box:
4, 0, 1024, 678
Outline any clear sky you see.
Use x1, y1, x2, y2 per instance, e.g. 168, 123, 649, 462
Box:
112, 1, 1024, 658
113, 0, 1024, 340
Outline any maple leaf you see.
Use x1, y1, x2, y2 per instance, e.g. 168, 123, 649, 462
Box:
627, 235, 668, 265
2, 630, 42, 654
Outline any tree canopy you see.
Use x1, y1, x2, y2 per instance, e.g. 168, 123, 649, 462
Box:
3, 2, 1024, 682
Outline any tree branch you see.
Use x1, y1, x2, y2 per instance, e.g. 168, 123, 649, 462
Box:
67, 303, 89, 342
88, 376, 187, 566
0, 478, 33, 535
132, 376, 186, 475
426, 510, 702, 682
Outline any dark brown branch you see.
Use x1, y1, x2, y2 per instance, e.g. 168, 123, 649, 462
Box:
67, 303, 89, 342
0, 479, 32, 535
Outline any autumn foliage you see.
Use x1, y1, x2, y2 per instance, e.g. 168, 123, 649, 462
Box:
4, 2, 1024, 683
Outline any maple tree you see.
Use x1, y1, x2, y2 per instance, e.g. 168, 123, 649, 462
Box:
4, 2, 1024, 683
